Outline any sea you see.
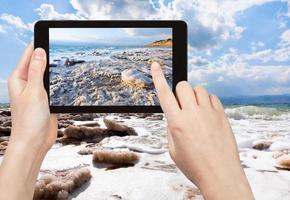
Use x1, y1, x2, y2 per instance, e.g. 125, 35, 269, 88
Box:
49, 44, 170, 66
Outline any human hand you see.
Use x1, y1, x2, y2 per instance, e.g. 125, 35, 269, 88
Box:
0, 44, 58, 200
151, 62, 254, 200
8, 44, 57, 154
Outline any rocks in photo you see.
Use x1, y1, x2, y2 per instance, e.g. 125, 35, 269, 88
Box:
49, 48, 172, 106
121, 69, 153, 88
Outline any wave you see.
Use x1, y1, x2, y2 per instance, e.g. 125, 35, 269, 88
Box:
225, 106, 290, 120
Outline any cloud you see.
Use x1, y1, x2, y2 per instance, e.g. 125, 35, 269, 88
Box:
69, 0, 245, 49
189, 63, 290, 96
2, 0, 275, 51
0, 13, 31, 31
70, 0, 155, 19
0, 25, 6, 33
189, 44, 290, 96
251, 41, 265, 51
35, 3, 84, 20
280, 29, 290, 46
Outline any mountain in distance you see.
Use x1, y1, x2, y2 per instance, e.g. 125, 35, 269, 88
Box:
146, 38, 172, 47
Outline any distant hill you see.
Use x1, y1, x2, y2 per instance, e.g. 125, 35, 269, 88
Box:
146, 38, 172, 47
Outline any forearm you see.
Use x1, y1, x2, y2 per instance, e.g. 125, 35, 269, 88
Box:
0, 136, 46, 200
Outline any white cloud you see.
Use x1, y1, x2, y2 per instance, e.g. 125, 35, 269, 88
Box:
68, 0, 247, 49
282, 0, 290, 17
0, 25, 5, 33
0, 13, 30, 30
251, 41, 265, 51
189, 44, 290, 96
35, 3, 84, 20
280, 29, 290, 46
189, 63, 290, 96
70, 0, 155, 20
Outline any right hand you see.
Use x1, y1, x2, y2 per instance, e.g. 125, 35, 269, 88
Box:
150, 62, 254, 200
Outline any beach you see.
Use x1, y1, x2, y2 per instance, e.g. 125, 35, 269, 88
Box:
49, 44, 172, 106
1, 103, 290, 200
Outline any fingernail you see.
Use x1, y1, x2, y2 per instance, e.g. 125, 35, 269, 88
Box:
151, 62, 160, 70
33, 48, 45, 60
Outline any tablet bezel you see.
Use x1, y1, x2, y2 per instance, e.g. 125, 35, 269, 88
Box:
34, 20, 187, 113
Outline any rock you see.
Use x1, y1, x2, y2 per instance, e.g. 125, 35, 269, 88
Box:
0, 110, 11, 116
103, 118, 137, 136
58, 120, 74, 129
73, 96, 87, 106
121, 69, 152, 88
0, 141, 8, 155
63, 126, 85, 140
57, 130, 64, 137
75, 121, 100, 127
79, 126, 104, 138
93, 150, 139, 164
78, 148, 94, 155
2, 120, 11, 127
252, 140, 273, 150
33, 167, 91, 200
0, 126, 11, 136
64, 58, 85, 67
146, 114, 163, 120
275, 156, 290, 170
91, 51, 101, 56
49, 64, 57, 67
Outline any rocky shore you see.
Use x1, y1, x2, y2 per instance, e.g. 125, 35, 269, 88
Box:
1, 108, 290, 199
49, 48, 172, 106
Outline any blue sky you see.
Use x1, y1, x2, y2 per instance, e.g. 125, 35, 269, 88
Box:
50, 28, 172, 45
0, 0, 290, 102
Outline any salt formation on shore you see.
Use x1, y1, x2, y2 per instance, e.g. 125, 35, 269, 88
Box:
1, 107, 290, 199
34, 167, 91, 200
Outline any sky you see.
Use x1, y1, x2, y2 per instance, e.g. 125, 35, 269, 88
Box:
0, 0, 290, 102
49, 28, 172, 45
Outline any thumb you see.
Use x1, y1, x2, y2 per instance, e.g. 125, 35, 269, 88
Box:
27, 48, 47, 88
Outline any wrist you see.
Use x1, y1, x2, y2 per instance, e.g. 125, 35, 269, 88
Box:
195, 165, 254, 200
9, 130, 49, 156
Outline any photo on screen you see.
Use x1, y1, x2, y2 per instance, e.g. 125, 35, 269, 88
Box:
49, 28, 172, 106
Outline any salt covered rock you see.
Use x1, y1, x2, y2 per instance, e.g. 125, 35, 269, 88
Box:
103, 118, 137, 136
93, 150, 139, 164
121, 69, 152, 88
252, 140, 273, 150
33, 167, 91, 200
275, 155, 290, 170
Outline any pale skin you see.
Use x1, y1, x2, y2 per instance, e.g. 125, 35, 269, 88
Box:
0, 44, 254, 200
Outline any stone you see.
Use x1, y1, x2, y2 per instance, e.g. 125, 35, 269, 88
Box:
93, 150, 139, 164
121, 69, 152, 88
275, 156, 290, 170
103, 118, 137, 136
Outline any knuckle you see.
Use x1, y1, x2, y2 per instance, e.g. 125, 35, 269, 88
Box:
194, 84, 207, 94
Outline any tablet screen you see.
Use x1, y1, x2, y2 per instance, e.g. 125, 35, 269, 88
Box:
49, 28, 172, 106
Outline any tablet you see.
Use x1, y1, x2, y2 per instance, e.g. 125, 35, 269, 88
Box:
34, 20, 187, 113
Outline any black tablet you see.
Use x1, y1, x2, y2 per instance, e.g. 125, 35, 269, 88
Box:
34, 20, 187, 113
